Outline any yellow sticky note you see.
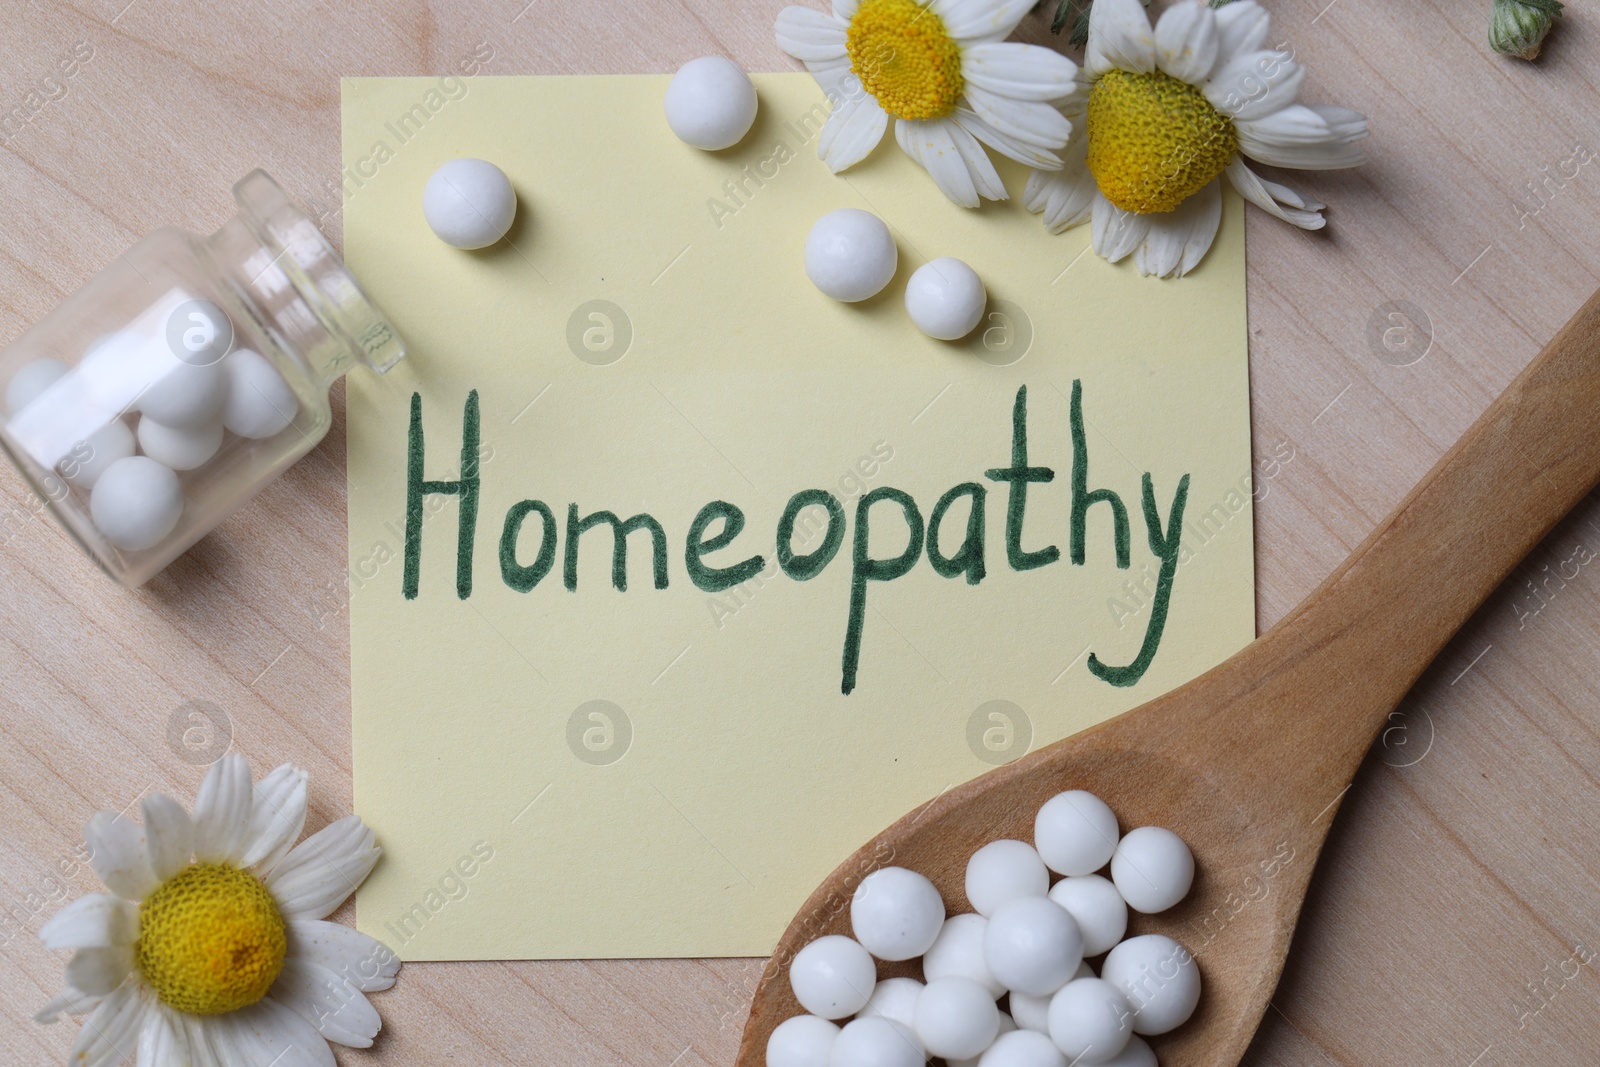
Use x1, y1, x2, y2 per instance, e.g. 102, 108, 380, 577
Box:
342, 74, 1255, 960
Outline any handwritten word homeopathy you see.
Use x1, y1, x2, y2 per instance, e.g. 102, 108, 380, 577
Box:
400, 384, 1193, 695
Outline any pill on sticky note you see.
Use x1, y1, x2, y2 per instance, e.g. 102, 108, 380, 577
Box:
805, 209, 897, 303
906, 257, 986, 340
664, 56, 758, 151
423, 158, 518, 250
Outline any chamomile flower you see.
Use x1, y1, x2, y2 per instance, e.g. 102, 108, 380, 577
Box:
34, 755, 397, 1066
1023, 0, 1368, 277
775, 0, 1081, 207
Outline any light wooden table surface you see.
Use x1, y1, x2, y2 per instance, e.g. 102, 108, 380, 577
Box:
2, 1, 1598, 1064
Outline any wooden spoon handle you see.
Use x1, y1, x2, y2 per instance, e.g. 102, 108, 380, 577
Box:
1209, 288, 1600, 807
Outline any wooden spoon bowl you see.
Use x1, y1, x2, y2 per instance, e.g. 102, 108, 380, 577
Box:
736, 291, 1600, 1067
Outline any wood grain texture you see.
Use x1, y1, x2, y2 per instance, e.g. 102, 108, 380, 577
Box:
0, 2, 1597, 1065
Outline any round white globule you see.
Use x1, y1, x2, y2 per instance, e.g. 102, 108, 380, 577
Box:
1047, 875, 1128, 957
89, 456, 182, 552
1035, 791, 1120, 877
913, 978, 1000, 1061
423, 158, 518, 249
1110, 826, 1195, 914
804, 209, 898, 303
852, 866, 945, 961
905, 257, 986, 340
966, 839, 1049, 917
5, 357, 69, 415
829, 1017, 923, 1067
1047, 977, 1132, 1064
983, 896, 1084, 997
664, 56, 759, 150
768, 1015, 841, 1067
61, 419, 135, 491
861, 977, 923, 1030
221, 349, 299, 439
137, 416, 222, 471
139, 356, 228, 429
789, 935, 877, 1020
1008, 990, 1051, 1034
1099, 934, 1201, 1035
977, 1029, 1066, 1067
923, 913, 1004, 997
1093, 1036, 1157, 1067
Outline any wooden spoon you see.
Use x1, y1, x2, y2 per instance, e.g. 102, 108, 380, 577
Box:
735, 288, 1600, 1067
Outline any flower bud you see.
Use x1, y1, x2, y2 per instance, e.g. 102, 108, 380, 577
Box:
1490, 0, 1563, 61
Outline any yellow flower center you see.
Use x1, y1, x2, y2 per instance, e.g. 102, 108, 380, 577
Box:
846, 0, 964, 121
135, 863, 287, 1015
1087, 69, 1237, 214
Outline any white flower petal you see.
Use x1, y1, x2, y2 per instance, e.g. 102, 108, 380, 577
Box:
944, 120, 1009, 200
66, 946, 135, 996
775, 6, 850, 63
68, 983, 149, 1067
1213, 0, 1270, 68
1205, 48, 1304, 122
1225, 157, 1325, 228
1154, 0, 1220, 85
898, 118, 988, 207
137, 1004, 198, 1067
1133, 177, 1222, 277
816, 89, 889, 172
272, 960, 384, 1048
142, 794, 193, 883
206, 998, 336, 1067
835, 0, 860, 18
84, 814, 161, 902
1092, 194, 1151, 262
191, 754, 253, 865
1024, 139, 1098, 232
266, 816, 380, 921
962, 85, 1073, 150
40, 892, 138, 949
953, 108, 1069, 169
35, 987, 106, 1024
286, 920, 401, 993
934, 0, 1035, 42
1237, 103, 1367, 169
1085, 0, 1156, 77
961, 42, 1081, 102
241, 763, 309, 873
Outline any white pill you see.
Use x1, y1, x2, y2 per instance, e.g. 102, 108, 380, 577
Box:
5, 357, 69, 415
829, 1017, 923, 1067
138, 355, 228, 429
923, 914, 1003, 997
423, 158, 518, 249
1047, 876, 1127, 957
914, 978, 999, 1061
950, 1012, 1015, 1067
1035, 791, 1120, 877
790, 935, 876, 1020
1110, 827, 1194, 914
984, 896, 1083, 997
852, 867, 945, 961
966, 840, 1049, 917
89, 455, 182, 551
905, 257, 986, 340
60, 419, 136, 491
1012, 960, 1095, 1033
768, 1014, 841, 1067
805, 209, 898, 303
861, 977, 923, 1030
977, 1029, 1065, 1067
221, 349, 298, 439
137, 416, 222, 471
1047, 978, 1132, 1064
1099, 934, 1200, 1035
664, 56, 758, 151
1093, 1036, 1157, 1067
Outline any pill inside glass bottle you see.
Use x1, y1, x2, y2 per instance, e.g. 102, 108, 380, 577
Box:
0, 170, 404, 587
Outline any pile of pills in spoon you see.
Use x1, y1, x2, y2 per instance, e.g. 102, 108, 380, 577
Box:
770, 791, 1198, 1067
